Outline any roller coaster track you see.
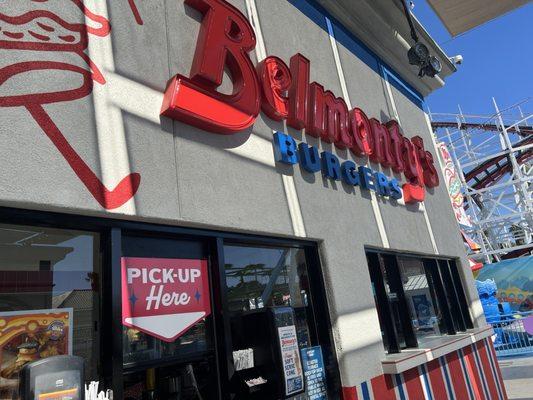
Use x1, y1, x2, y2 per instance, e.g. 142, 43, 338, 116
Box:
430, 123, 532, 192
430, 99, 533, 263
431, 121, 533, 137
463, 135, 533, 190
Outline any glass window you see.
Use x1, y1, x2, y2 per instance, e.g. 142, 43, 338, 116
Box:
0, 223, 100, 399
367, 253, 405, 350
439, 259, 473, 331
365, 249, 472, 353
122, 320, 210, 365
224, 244, 314, 397
123, 358, 218, 400
398, 257, 443, 341
224, 246, 309, 311
121, 236, 217, 400
121, 237, 213, 366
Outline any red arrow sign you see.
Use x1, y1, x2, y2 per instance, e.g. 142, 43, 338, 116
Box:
121, 257, 211, 342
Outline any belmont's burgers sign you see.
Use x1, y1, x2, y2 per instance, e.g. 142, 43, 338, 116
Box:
121, 257, 211, 342
161, 0, 441, 204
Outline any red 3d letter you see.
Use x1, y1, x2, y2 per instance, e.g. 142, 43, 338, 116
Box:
161, 0, 260, 134
422, 150, 439, 188
257, 56, 291, 121
288, 53, 310, 131
349, 108, 373, 156
402, 137, 426, 203
307, 83, 352, 149
369, 118, 394, 167
411, 136, 440, 188
385, 120, 405, 173
402, 137, 423, 186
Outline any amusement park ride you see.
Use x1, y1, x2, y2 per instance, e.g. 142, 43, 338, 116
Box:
430, 98, 532, 264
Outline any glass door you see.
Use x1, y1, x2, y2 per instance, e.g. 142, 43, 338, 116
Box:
120, 235, 219, 400
221, 243, 328, 399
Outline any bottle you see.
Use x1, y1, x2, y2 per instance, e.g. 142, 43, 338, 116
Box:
143, 368, 157, 400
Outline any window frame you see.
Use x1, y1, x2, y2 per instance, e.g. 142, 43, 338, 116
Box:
217, 238, 341, 398
365, 247, 474, 354
0, 207, 341, 400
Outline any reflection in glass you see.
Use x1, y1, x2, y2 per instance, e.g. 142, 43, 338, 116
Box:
398, 257, 443, 340
123, 359, 218, 400
224, 244, 313, 394
0, 223, 100, 399
224, 246, 309, 314
123, 320, 209, 365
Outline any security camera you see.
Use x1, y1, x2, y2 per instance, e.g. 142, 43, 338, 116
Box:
449, 55, 463, 65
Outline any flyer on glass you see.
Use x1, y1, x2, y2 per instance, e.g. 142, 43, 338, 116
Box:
301, 346, 328, 400
278, 325, 304, 396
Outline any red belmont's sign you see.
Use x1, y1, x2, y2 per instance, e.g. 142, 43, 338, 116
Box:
121, 257, 211, 342
161, 0, 439, 203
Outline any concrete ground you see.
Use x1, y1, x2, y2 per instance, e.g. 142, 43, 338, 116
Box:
499, 355, 533, 400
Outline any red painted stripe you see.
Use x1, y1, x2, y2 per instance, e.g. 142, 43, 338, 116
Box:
403, 367, 425, 400
463, 346, 485, 400
26, 104, 140, 210
486, 339, 509, 400
445, 351, 470, 399
476, 340, 500, 400
342, 386, 358, 400
371, 374, 396, 400
426, 359, 448, 400
127, 0, 144, 25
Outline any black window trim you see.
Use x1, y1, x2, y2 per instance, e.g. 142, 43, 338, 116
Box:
365, 246, 474, 354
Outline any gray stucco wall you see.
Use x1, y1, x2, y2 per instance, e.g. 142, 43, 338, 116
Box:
0, 0, 483, 388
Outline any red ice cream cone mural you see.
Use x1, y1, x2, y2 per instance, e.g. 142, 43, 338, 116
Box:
0, 0, 143, 209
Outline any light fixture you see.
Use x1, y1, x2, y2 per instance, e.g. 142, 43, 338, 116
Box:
407, 42, 429, 66
407, 42, 442, 77
426, 55, 442, 77
401, 0, 442, 79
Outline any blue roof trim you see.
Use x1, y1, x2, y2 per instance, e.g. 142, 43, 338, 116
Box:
286, 0, 425, 110
287, 0, 329, 31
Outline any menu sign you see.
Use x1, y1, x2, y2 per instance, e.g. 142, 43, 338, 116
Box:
301, 346, 327, 400
121, 257, 211, 342
278, 325, 304, 396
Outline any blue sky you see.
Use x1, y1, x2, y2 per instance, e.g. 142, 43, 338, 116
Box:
412, 1, 533, 116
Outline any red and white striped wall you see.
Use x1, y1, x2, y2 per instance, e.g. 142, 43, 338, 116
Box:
342, 338, 508, 400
